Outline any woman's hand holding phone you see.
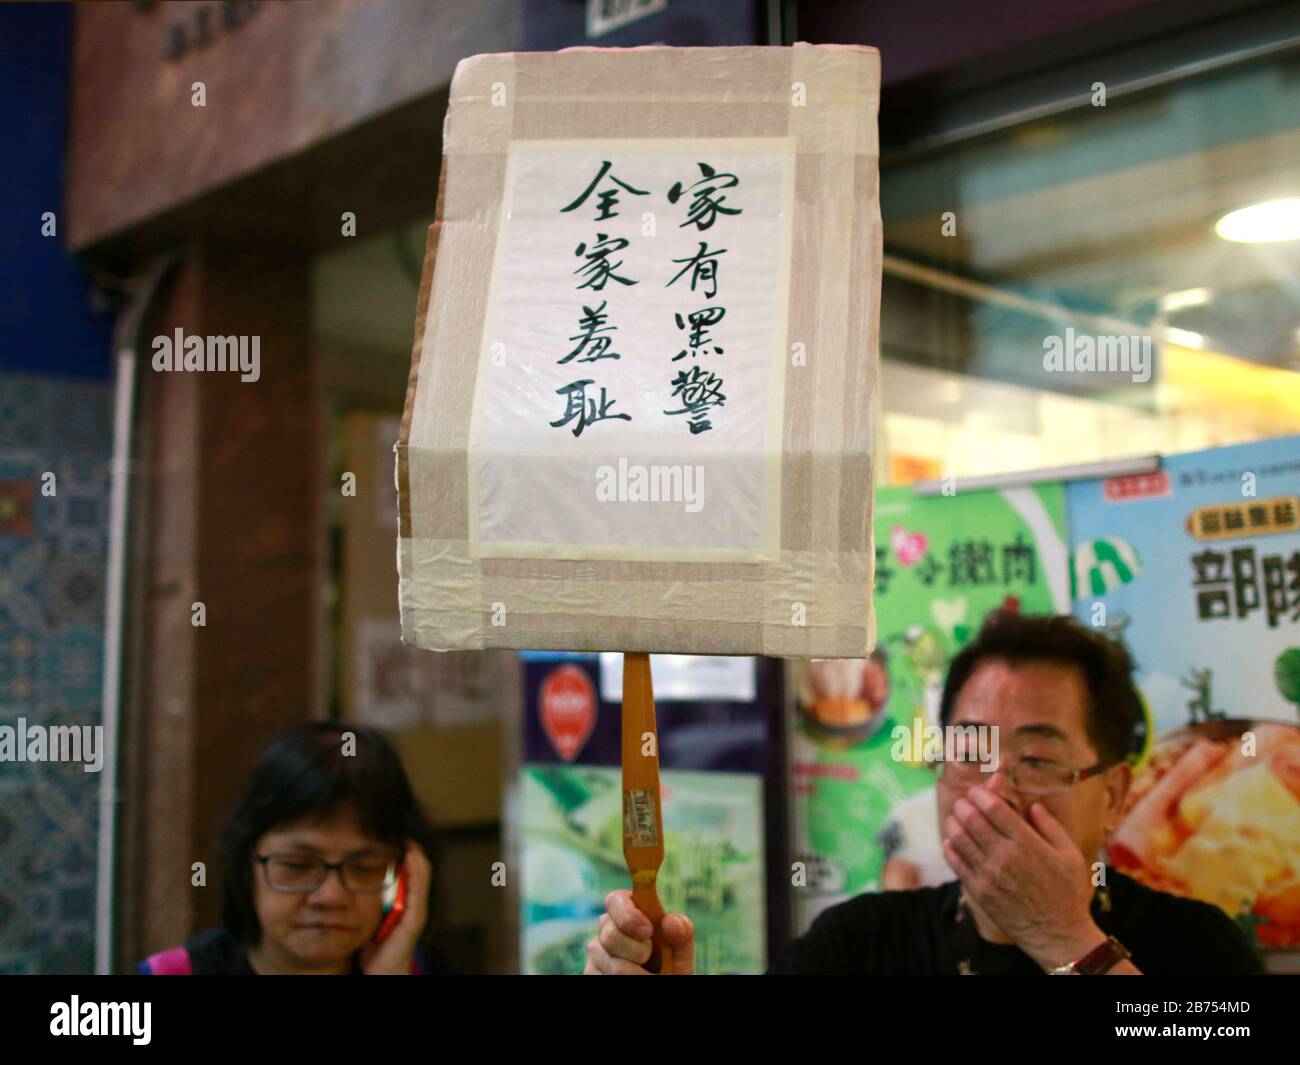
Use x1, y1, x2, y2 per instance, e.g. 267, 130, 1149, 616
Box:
361, 841, 431, 975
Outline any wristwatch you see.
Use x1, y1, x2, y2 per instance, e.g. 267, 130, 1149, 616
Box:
1050, 936, 1131, 975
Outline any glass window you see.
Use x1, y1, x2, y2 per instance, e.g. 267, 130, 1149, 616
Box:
878, 57, 1300, 482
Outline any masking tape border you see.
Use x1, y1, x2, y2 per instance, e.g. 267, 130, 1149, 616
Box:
398, 43, 881, 656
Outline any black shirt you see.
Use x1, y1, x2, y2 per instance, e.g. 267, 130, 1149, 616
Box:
769, 870, 1265, 974
182, 928, 272, 975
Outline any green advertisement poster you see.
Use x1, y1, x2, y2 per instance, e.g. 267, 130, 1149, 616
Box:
520, 765, 766, 974
789, 483, 1070, 932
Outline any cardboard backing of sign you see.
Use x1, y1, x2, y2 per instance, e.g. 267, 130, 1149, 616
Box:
397, 43, 880, 657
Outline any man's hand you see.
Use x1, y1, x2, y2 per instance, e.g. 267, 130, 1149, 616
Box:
942, 784, 1105, 970
583, 889, 695, 975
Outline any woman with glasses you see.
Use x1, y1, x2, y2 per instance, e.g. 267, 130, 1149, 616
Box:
138, 722, 449, 975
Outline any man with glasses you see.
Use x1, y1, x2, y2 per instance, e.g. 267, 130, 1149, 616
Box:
585, 613, 1265, 974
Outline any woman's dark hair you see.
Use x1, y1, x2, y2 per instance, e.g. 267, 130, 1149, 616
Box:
221, 722, 440, 946
939, 612, 1142, 766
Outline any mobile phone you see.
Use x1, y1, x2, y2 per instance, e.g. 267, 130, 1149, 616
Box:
374, 861, 408, 943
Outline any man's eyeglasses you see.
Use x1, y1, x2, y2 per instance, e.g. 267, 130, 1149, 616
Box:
255, 853, 397, 894
938, 755, 1115, 797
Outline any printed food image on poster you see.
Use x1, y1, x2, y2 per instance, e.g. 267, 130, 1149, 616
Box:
517, 653, 772, 973
519, 766, 766, 974
790, 484, 1070, 931
1108, 721, 1300, 949
1068, 437, 1300, 953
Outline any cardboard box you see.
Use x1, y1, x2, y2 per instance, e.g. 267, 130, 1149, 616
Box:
398, 44, 881, 656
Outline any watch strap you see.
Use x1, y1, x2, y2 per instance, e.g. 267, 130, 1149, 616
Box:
1052, 935, 1131, 975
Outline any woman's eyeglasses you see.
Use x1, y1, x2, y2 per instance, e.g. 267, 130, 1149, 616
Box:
255, 853, 397, 894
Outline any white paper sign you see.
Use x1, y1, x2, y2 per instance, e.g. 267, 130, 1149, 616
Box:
469, 139, 793, 562
599, 653, 756, 703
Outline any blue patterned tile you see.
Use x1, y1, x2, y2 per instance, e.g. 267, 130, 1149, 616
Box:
0, 372, 110, 974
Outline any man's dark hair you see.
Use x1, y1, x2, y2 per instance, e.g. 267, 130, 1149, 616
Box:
939, 612, 1142, 766
221, 722, 440, 946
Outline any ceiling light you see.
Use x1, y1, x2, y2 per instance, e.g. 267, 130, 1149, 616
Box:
1215, 199, 1300, 243
1160, 288, 1210, 312
1165, 327, 1206, 349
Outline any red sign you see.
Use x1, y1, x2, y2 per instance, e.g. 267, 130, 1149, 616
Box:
1103, 470, 1170, 503
539, 665, 596, 762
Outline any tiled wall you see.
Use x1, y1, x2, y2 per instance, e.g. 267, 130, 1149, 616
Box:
0, 372, 112, 973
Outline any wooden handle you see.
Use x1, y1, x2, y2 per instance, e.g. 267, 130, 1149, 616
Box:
621, 652, 673, 975
631, 872, 674, 976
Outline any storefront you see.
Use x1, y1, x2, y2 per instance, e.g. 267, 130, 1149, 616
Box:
45, 0, 1300, 976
